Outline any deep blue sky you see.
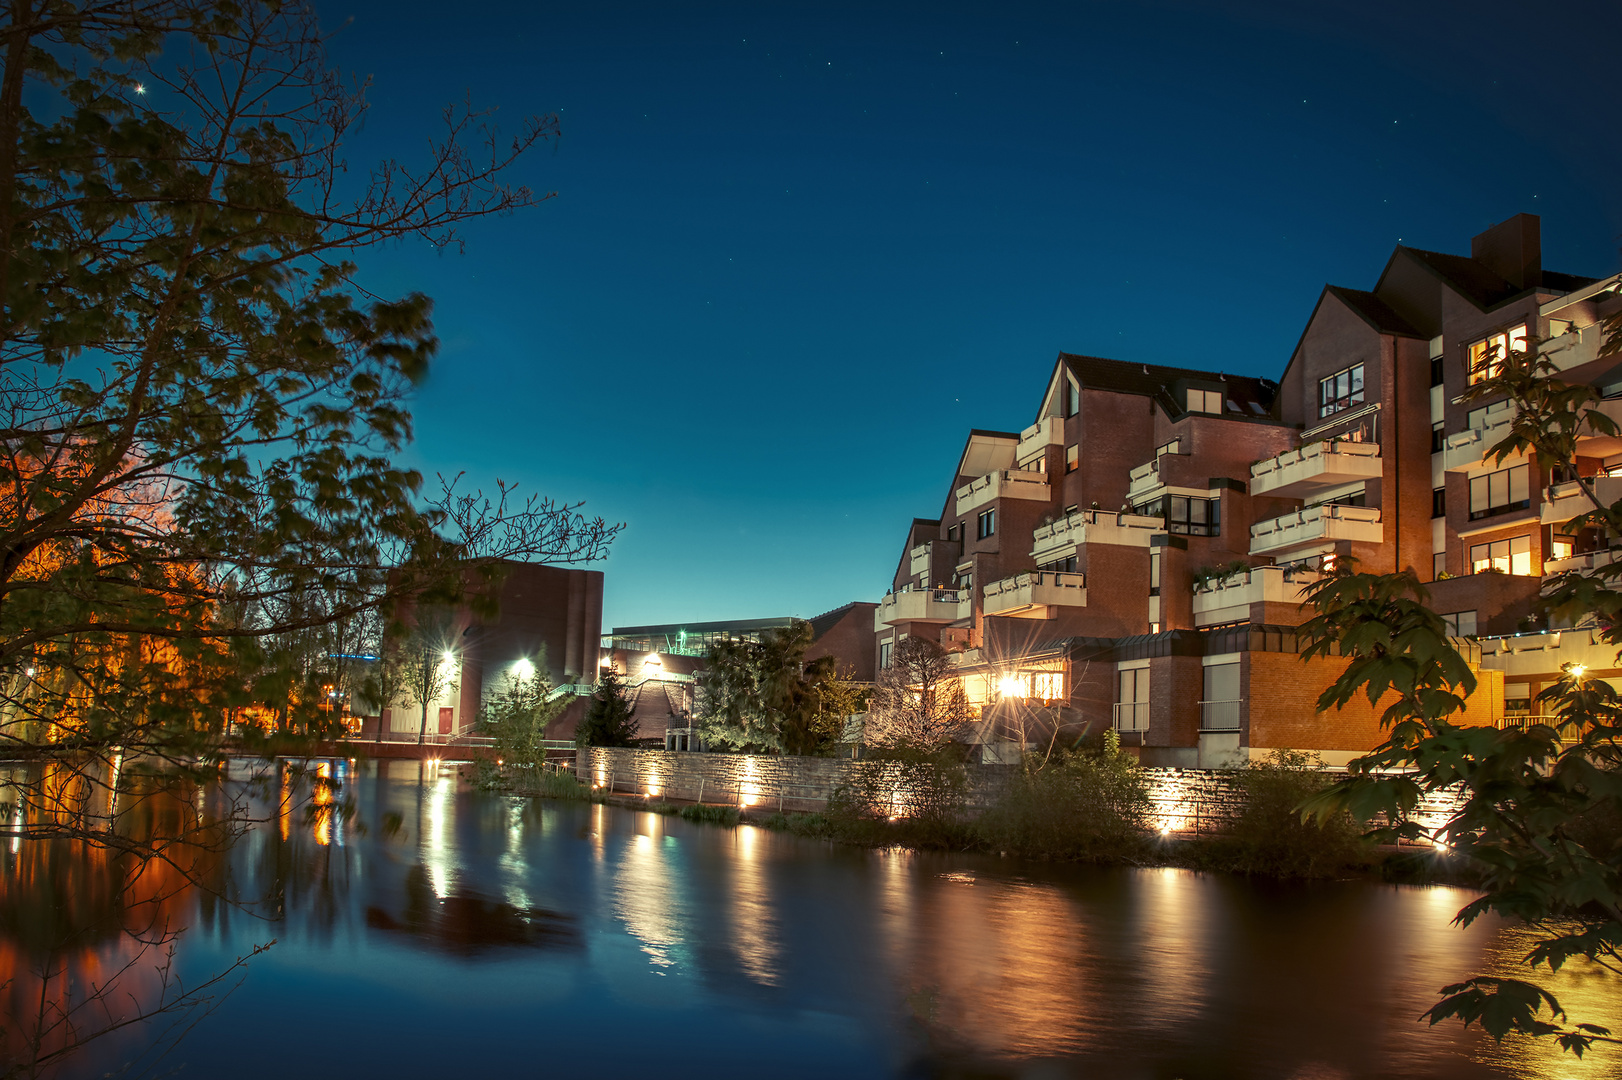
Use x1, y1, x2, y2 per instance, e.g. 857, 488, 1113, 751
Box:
314, 0, 1622, 630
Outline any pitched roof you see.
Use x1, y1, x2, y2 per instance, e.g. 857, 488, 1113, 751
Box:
1323, 286, 1425, 338
1056, 352, 1278, 417
1389, 247, 1598, 312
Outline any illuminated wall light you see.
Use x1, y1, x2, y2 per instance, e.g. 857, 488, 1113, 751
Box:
998, 675, 1027, 700
512, 657, 535, 680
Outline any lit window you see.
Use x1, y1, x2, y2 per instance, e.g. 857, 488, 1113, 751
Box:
1065, 444, 1079, 473
977, 508, 996, 539
1467, 464, 1529, 521
1467, 325, 1527, 385
1031, 672, 1064, 700
1187, 388, 1223, 414
1318, 364, 1364, 418
1470, 535, 1533, 576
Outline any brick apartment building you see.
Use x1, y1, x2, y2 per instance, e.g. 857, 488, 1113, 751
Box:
877, 213, 1621, 767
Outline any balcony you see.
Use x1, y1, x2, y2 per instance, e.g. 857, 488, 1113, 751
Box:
1113, 701, 1148, 732
981, 571, 1086, 619
1191, 565, 1322, 627
1576, 398, 1622, 458
1441, 402, 1517, 472
1541, 476, 1622, 528
955, 469, 1050, 516
1249, 440, 1381, 499
1200, 699, 1243, 731
1017, 416, 1064, 461
1030, 509, 1163, 561
1544, 546, 1622, 577
875, 588, 968, 628
1477, 627, 1618, 681
1126, 438, 1186, 501
1540, 322, 1604, 375
1249, 503, 1382, 557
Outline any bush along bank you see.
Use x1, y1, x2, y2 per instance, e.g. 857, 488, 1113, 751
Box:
482, 739, 1471, 883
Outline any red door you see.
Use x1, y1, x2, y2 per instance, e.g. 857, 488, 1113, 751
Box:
438, 707, 454, 735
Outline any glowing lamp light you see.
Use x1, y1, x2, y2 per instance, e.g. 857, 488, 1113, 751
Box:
513, 657, 535, 680
643, 652, 663, 669
998, 676, 1027, 700
1568, 663, 1588, 680
442, 650, 455, 664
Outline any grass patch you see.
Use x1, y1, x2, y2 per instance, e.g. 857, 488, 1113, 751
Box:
679, 803, 742, 826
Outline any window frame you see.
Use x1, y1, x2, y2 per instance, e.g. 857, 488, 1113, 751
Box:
1467, 464, 1530, 521
1466, 324, 1527, 385
976, 507, 996, 539
1318, 363, 1365, 419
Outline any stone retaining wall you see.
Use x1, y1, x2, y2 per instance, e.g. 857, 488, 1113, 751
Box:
573, 747, 1469, 841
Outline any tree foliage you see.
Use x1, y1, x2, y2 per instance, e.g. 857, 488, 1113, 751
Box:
1297, 315, 1622, 1055
694, 620, 860, 755
0, 0, 620, 798
575, 667, 638, 748
863, 636, 972, 754
479, 650, 567, 764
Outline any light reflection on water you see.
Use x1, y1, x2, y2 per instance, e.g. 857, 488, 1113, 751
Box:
3, 763, 1617, 1080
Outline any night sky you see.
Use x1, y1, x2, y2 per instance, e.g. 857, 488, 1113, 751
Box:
313, 0, 1622, 630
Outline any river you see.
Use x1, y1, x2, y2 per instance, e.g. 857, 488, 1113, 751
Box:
2, 758, 1616, 1079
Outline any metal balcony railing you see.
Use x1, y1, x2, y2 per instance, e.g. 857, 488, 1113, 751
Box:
1199, 699, 1243, 731
1113, 701, 1149, 732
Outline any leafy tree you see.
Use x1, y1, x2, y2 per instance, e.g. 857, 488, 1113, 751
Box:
695, 620, 859, 755
0, 0, 619, 838
1299, 315, 1622, 1055
396, 615, 461, 745
575, 667, 638, 747
479, 646, 568, 764
863, 636, 973, 753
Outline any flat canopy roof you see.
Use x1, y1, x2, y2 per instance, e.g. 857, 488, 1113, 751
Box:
608, 617, 797, 637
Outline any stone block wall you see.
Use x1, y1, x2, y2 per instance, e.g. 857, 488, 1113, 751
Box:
571, 748, 1466, 843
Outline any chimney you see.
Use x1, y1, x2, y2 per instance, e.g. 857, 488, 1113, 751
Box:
1471, 213, 1542, 290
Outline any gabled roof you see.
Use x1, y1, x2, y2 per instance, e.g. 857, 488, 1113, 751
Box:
1323, 286, 1426, 338
1052, 352, 1278, 419
1377, 246, 1599, 313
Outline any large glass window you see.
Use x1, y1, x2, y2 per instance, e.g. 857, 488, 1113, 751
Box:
1467, 464, 1529, 520
1470, 535, 1533, 575
1065, 378, 1080, 417
1115, 667, 1148, 732
1136, 495, 1220, 537
1467, 324, 1527, 385
1187, 388, 1223, 414
1441, 611, 1478, 637
1318, 364, 1364, 418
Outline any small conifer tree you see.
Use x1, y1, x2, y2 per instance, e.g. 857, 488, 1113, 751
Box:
575, 669, 640, 747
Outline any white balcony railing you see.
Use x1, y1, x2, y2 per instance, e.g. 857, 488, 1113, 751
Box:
1541, 476, 1622, 528
1249, 440, 1381, 499
954, 469, 1050, 516
1030, 509, 1163, 561
1017, 416, 1064, 461
875, 588, 968, 628
1113, 701, 1149, 732
1249, 503, 1382, 557
1540, 322, 1604, 374
982, 571, 1087, 618
1544, 546, 1622, 577
1441, 401, 1517, 472
1190, 565, 1322, 627
1199, 699, 1243, 731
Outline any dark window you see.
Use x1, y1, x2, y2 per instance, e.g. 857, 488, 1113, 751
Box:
1141, 494, 1220, 537
1432, 487, 1446, 518
879, 641, 893, 669
1430, 355, 1444, 387
1149, 551, 1161, 596
1065, 379, 1080, 417
1468, 464, 1530, 521
1041, 555, 1078, 573
977, 507, 996, 539
947, 523, 960, 543
1318, 364, 1364, 418
1431, 422, 1445, 454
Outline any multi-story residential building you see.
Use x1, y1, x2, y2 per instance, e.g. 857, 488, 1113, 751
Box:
877, 214, 1620, 767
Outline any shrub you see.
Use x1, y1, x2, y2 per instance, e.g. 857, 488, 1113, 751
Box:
1214, 749, 1372, 878
827, 748, 973, 848
976, 733, 1151, 860
678, 803, 741, 827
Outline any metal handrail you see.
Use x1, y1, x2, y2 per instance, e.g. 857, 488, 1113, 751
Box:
1113, 701, 1149, 732
1199, 698, 1244, 731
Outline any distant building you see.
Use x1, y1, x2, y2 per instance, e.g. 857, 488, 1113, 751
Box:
593, 604, 878, 750
373, 561, 603, 739
877, 213, 1620, 766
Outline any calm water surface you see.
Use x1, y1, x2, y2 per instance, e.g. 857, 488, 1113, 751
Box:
5, 759, 1618, 1079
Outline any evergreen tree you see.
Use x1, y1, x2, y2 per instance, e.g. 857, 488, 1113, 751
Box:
575, 668, 639, 747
